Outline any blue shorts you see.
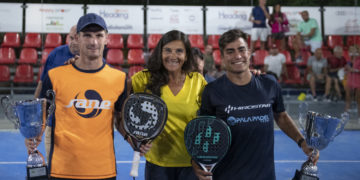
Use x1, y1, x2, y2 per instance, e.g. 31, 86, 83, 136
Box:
145, 161, 197, 180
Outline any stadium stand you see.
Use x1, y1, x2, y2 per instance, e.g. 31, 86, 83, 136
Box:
18, 48, 38, 64
148, 34, 162, 50
287, 35, 296, 50
212, 49, 221, 66
107, 34, 124, 49
41, 48, 54, 64
128, 65, 144, 78
13, 64, 34, 83
22, 33, 42, 48
1, 33, 21, 48
207, 35, 220, 49
127, 34, 144, 49
127, 49, 145, 65
188, 34, 204, 49
44, 33, 62, 48
282, 64, 302, 85
326, 35, 344, 50
0, 47, 16, 64
106, 49, 124, 65
253, 49, 268, 67
346, 35, 360, 47
281, 50, 293, 65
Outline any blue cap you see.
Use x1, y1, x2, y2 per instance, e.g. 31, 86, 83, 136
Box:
76, 13, 107, 33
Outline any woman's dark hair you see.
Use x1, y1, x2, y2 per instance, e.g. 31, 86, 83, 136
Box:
146, 30, 198, 96
269, 4, 282, 24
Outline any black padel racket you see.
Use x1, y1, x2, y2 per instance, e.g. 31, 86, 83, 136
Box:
184, 116, 231, 180
122, 93, 168, 177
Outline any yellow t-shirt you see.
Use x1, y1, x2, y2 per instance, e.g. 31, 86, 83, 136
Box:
131, 70, 207, 167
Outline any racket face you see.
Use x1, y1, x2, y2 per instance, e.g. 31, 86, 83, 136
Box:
122, 93, 168, 141
184, 116, 231, 165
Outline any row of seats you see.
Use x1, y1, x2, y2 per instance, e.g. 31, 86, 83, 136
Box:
0, 64, 145, 83
1, 33, 63, 48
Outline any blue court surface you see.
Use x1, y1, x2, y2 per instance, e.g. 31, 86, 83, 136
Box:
0, 130, 359, 180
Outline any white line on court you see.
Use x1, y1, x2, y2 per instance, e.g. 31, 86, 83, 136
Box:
1, 160, 360, 165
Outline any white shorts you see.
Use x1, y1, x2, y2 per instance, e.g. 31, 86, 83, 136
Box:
304, 40, 322, 53
251, 28, 269, 42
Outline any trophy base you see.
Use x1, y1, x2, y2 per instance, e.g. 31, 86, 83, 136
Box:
293, 169, 319, 180
27, 165, 48, 180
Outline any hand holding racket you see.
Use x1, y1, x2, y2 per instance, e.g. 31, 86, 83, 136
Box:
184, 116, 231, 180
122, 93, 168, 177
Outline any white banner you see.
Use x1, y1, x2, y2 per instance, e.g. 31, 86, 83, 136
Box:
206, 6, 254, 35
87, 5, 144, 34
25, 4, 83, 33
324, 7, 360, 35
147, 5, 203, 34
0, 3, 23, 32
281, 7, 322, 35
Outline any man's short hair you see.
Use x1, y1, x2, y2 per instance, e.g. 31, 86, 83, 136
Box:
219, 29, 248, 55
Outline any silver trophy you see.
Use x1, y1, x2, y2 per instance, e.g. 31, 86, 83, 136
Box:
293, 102, 349, 180
1, 90, 55, 180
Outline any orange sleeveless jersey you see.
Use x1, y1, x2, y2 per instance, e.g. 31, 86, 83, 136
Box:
47, 64, 126, 179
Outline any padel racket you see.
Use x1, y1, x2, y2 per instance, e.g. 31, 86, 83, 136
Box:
184, 116, 231, 180
122, 93, 168, 177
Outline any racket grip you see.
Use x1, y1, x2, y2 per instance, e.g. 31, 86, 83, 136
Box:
130, 151, 141, 177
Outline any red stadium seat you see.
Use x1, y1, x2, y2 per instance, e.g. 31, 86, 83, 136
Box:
346, 35, 360, 47
1, 33, 21, 48
112, 65, 123, 71
343, 50, 350, 62
247, 35, 261, 50
212, 49, 222, 66
188, 35, 204, 49
280, 50, 293, 65
0, 47, 16, 64
23, 33, 42, 48
327, 35, 343, 50
283, 64, 302, 85
322, 49, 333, 59
207, 35, 221, 49
107, 34, 124, 49
128, 65, 144, 77
106, 49, 124, 65
13, 65, 34, 83
18, 48, 38, 64
127, 34, 144, 49
65, 34, 70, 45
41, 48, 54, 64
148, 34, 162, 49
44, 33, 62, 48
127, 49, 145, 65
253, 50, 268, 66
297, 50, 311, 67
0, 65, 10, 82
267, 37, 282, 50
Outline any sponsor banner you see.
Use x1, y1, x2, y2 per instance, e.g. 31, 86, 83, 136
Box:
206, 6, 254, 35
25, 3, 83, 33
147, 5, 203, 34
281, 7, 321, 35
87, 5, 144, 34
0, 3, 23, 32
324, 7, 360, 35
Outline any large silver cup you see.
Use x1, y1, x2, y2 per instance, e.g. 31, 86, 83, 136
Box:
293, 102, 349, 180
1, 90, 55, 180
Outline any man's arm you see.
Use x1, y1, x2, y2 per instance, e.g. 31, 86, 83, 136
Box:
34, 81, 42, 98
274, 112, 319, 164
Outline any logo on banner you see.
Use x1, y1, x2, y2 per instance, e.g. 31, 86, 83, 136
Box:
189, 15, 195, 22
39, 8, 70, 13
218, 11, 247, 20
99, 10, 129, 19
170, 15, 179, 23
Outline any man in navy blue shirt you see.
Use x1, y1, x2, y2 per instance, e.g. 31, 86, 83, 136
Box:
192, 29, 319, 180
249, 0, 270, 51
33, 25, 79, 161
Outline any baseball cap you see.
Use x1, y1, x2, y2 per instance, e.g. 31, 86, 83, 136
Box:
77, 13, 107, 33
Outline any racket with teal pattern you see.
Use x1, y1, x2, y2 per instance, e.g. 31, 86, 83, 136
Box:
184, 116, 231, 180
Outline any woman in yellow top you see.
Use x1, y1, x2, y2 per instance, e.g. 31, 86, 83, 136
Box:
130, 30, 207, 180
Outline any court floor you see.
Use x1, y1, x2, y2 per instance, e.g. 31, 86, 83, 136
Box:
0, 130, 359, 180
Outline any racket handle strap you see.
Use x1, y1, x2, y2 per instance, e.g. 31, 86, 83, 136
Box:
130, 151, 141, 177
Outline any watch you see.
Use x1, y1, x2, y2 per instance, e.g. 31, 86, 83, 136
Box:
297, 138, 305, 148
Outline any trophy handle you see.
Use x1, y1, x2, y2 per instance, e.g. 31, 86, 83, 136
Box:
0, 96, 20, 128
334, 112, 349, 138
46, 90, 56, 124
298, 102, 308, 131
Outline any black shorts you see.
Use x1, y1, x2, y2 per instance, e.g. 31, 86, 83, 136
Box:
271, 32, 285, 40
328, 72, 339, 79
145, 161, 197, 180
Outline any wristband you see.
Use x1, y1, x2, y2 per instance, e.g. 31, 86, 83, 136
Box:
297, 138, 305, 148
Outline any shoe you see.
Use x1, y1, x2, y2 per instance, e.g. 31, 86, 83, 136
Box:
313, 95, 318, 102
324, 95, 331, 102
